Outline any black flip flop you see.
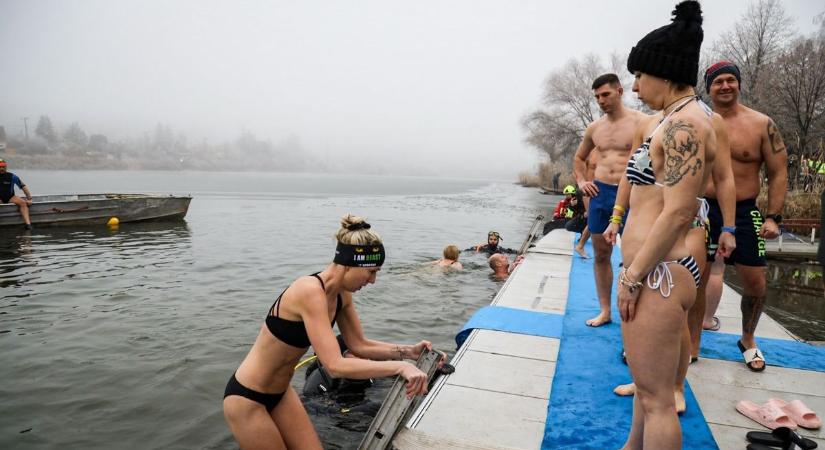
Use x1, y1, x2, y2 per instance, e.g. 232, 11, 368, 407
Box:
773, 427, 818, 450
747, 444, 781, 450
747, 431, 785, 448
747, 427, 818, 450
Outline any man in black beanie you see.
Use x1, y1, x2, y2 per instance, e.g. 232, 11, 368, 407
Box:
702, 59, 788, 372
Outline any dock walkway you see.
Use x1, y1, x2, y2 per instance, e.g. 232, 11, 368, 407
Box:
397, 230, 825, 449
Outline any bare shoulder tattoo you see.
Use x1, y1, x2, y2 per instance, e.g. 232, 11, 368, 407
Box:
767, 119, 786, 154
662, 120, 703, 186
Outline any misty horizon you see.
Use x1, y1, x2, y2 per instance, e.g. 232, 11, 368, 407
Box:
2, 0, 820, 178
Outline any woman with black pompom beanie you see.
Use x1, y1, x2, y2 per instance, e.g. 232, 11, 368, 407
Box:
612, 2, 715, 449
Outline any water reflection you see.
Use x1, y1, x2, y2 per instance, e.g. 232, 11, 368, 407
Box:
725, 260, 825, 342
0, 221, 192, 298
767, 262, 823, 292
0, 233, 35, 289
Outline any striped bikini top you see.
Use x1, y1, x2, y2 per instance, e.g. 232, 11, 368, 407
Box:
626, 96, 706, 186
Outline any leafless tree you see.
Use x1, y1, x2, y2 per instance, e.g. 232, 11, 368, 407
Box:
521, 53, 633, 169
762, 26, 825, 190
711, 0, 792, 106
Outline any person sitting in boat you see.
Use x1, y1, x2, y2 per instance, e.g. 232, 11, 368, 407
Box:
0, 159, 33, 230
466, 231, 516, 255
223, 213, 446, 449
488, 253, 525, 280
430, 244, 463, 269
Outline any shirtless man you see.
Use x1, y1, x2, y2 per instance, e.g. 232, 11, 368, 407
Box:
703, 61, 787, 371
573, 73, 647, 326
488, 253, 524, 281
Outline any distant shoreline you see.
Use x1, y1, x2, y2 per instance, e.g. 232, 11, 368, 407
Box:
3, 154, 519, 182
2, 153, 197, 171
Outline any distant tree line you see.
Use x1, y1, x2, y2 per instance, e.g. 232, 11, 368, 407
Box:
522, 0, 825, 193
2, 116, 320, 172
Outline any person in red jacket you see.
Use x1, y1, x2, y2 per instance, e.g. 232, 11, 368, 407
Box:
553, 185, 577, 219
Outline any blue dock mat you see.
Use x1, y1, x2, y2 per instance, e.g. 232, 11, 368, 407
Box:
455, 305, 564, 348
700, 331, 825, 373
541, 238, 718, 450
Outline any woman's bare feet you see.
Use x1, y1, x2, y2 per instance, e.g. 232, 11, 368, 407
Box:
574, 246, 590, 258
585, 312, 612, 327
613, 383, 636, 396
674, 388, 686, 414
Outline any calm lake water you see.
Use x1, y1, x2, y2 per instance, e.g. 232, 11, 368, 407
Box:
2, 171, 822, 449
725, 260, 825, 343
0, 170, 548, 450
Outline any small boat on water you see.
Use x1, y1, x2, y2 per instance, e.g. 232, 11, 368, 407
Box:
0, 193, 192, 227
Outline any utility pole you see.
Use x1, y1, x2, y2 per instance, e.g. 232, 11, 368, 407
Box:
21, 117, 29, 140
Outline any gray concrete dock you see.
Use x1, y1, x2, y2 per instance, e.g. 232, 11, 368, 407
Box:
396, 230, 825, 450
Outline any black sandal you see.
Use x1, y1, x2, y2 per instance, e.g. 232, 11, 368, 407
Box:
747, 427, 818, 450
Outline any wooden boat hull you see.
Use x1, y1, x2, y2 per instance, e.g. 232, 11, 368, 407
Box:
0, 193, 192, 227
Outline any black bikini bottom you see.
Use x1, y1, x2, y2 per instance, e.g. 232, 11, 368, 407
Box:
224, 373, 285, 413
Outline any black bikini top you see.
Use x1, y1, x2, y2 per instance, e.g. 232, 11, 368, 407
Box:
265, 273, 343, 348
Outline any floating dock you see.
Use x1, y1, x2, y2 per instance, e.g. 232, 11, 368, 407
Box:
766, 239, 820, 260
396, 230, 825, 449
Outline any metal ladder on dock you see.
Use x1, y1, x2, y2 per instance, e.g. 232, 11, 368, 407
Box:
357, 349, 443, 450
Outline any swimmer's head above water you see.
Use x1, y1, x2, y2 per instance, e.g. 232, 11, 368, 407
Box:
488, 253, 509, 269
443, 245, 460, 261
487, 231, 501, 247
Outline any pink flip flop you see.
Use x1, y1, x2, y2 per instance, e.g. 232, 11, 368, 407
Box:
736, 400, 797, 430
769, 398, 822, 429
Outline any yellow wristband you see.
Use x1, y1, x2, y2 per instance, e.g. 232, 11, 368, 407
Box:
613, 205, 626, 214
609, 215, 623, 224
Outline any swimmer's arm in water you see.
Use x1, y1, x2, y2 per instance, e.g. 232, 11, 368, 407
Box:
302, 287, 425, 392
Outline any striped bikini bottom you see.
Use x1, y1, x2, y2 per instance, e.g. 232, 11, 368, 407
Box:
646, 255, 701, 298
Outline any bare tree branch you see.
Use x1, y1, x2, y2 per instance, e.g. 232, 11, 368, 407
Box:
712, 0, 792, 106
522, 53, 630, 167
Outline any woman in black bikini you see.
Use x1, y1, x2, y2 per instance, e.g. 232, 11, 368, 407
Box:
604, 2, 715, 449
223, 214, 442, 449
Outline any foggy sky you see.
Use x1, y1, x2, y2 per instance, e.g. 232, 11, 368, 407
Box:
1, 0, 820, 178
